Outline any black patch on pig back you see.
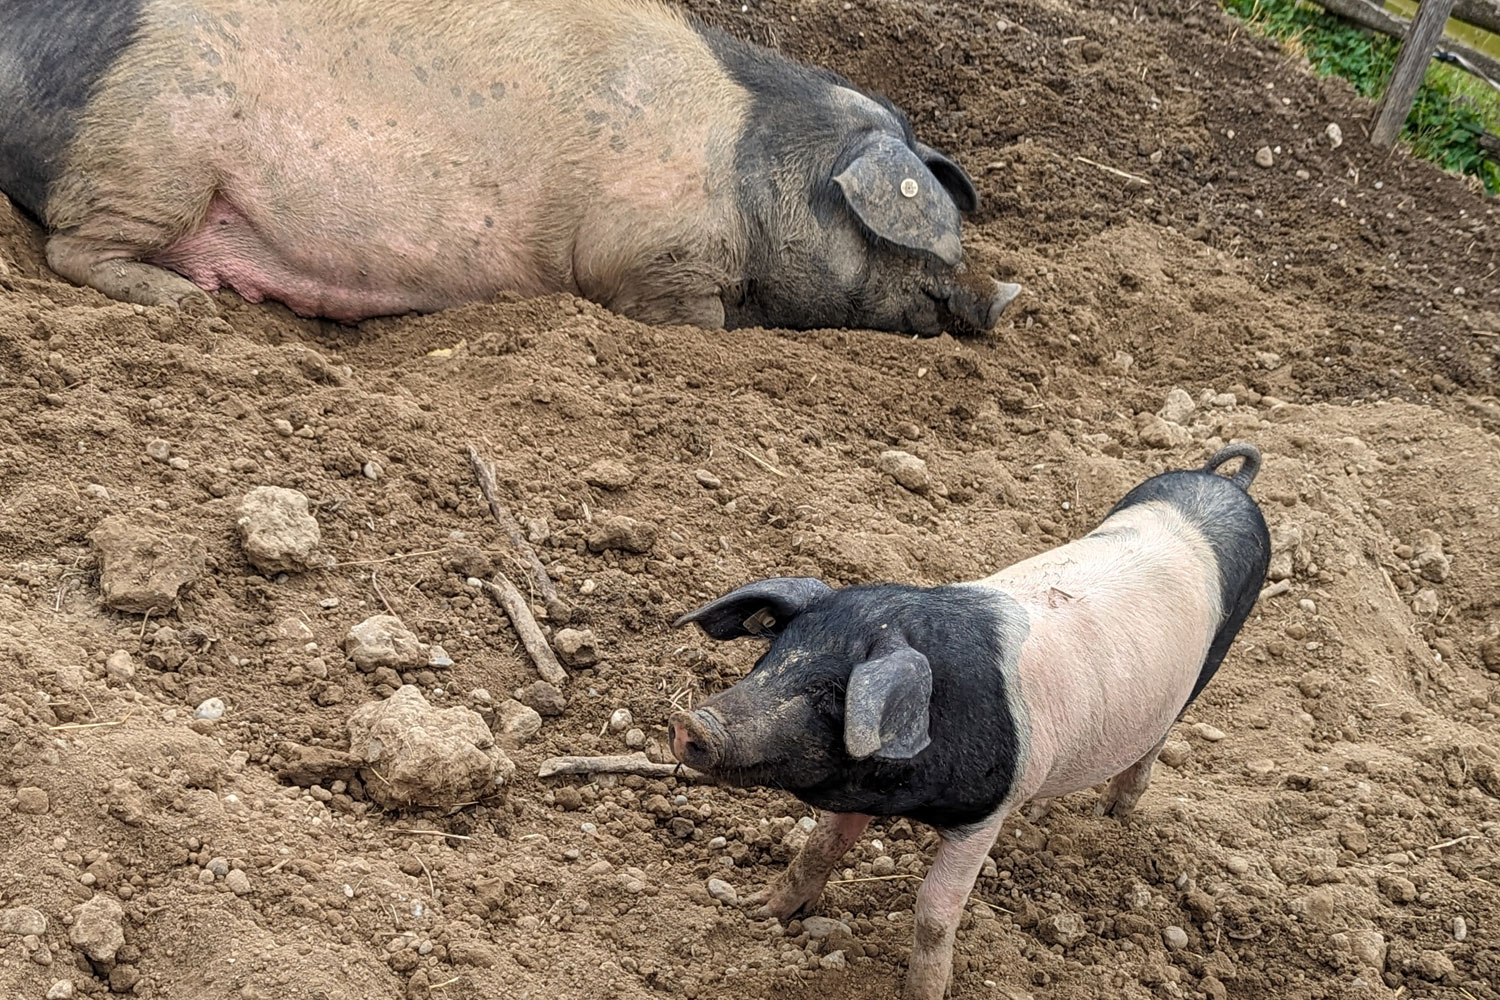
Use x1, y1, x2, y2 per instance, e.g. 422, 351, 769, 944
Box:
772, 583, 1022, 831
0, 0, 146, 219
1105, 469, 1271, 706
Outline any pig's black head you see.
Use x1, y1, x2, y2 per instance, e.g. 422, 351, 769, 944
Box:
666, 577, 1021, 826
699, 29, 1021, 337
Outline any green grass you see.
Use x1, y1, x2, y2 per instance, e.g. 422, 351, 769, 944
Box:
1221, 0, 1500, 193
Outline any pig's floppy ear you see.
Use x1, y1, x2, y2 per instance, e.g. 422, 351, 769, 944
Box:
913, 141, 979, 215
672, 577, 832, 640
844, 643, 933, 761
833, 134, 964, 267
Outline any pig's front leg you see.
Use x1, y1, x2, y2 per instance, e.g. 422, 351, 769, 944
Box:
746, 810, 871, 920
1095, 735, 1168, 819
903, 812, 1007, 1000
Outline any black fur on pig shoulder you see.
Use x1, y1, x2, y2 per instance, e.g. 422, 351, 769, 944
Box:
1105, 465, 1271, 707
756, 583, 1023, 831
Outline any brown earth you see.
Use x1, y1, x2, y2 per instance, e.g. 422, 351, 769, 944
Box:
1, 0, 1498, 998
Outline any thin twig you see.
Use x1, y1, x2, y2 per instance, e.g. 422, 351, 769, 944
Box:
326, 549, 447, 567
479, 575, 567, 685
430, 977, 462, 991
371, 568, 396, 616
828, 874, 924, 886
390, 830, 474, 841
1073, 155, 1152, 186
466, 445, 567, 621
732, 444, 787, 478
50, 708, 135, 732
411, 852, 436, 901
537, 752, 708, 782
1427, 834, 1480, 851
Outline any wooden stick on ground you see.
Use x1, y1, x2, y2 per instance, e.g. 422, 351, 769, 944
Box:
466, 444, 569, 622
537, 752, 708, 783
480, 574, 568, 686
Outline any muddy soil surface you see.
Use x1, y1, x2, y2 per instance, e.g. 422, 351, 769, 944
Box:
1, 1, 1497, 998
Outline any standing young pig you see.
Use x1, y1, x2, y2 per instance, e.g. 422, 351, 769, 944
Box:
668, 444, 1271, 999
0, 0, 1018, 334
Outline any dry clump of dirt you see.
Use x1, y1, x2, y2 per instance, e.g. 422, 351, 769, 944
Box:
1, 0, 1498, 999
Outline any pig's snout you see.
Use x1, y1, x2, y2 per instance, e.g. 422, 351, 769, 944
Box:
669, 709, 727, 771
937, 276, 1022, 334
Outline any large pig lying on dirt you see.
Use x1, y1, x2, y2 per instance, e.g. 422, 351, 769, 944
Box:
0, 0, 1018, 335
668, 444, 1271, 999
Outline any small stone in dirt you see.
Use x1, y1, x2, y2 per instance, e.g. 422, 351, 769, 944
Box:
624, 727, 647, 749
206, 857, 230, 877
145, 438, 172, 462
84, 483, 111, 501
583, 458, 635, 490
1135, 413, 1190, 449
553, 628, 599, 668
707, 878, 738, 905
1254, 146, 1274, 168
237, 486, 321, 573
1226, 857, 1250, 875
224, 869, 251, 895
1416, 950, 1455, 981
554, 786, 583, 811
16, 787, 49, 814
105, 650, 135, 684
1159, 740, 1191, 767
0, 907, 47, 936
427, 644, 453, 669
193, 698, 225, 721
819, 951, 847, 970
1081, 40, 1104, 62
1348, 929, 1386, 970
68, 896, 125, 963
1453, 915, 1468, 941
47, 982, 74, 1000
803, 916, 849, 940
1481, 636, 1500, 672
1378, 874, 1416, 903
346, 685, 515, 809
515, 680, 567, 717
587, 515, 657, 553
1158, 388, 1195, 424
344, 615, 430, 671
1162, 926, 1189, 950
1037, 913, 1086, 947
609, 708, 633, 733
877, 450, 928, 492
1325, 122, 1343, 148
1190, 722, 1226, 742
669, 817, 695, 838
89, 512, 206, 614
1338, 824, 1370, 855
1295, 169, 1310, 181
694, 469, 721, 489
496, 699, 543, 747
1413, 589, 1439, 616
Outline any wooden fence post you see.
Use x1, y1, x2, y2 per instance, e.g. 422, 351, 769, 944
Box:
1370, 0, 1460, 147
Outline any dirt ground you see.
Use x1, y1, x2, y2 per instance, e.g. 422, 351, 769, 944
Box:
2, 0, 1498, 998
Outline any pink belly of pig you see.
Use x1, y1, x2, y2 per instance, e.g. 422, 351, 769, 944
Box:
149, 195, 541, 323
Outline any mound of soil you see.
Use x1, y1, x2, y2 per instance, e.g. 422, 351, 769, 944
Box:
0, 1, 1496, 999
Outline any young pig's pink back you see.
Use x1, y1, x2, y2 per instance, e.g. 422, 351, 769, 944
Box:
967, 500, 1221, 802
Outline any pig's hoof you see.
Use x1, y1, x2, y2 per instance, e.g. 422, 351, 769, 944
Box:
743, 885, 816, 922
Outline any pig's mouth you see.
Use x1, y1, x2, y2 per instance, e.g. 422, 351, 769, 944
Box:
922, 279, 1023, 338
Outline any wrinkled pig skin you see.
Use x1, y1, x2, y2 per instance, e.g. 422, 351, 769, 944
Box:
668, 445, 1271, 1000
0, 0, 1020, 335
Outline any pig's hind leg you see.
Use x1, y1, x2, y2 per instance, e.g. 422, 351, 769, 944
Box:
746, 811, 871, 920
1094, 735, 1169, 820
45, 234, 216, 314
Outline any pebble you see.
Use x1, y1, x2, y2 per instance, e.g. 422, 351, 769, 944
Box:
145, 438, 172, 462
1037, 913, 1086, 947
497, 699, 543, 746
819, 951, 847, 970
68, 896, 125, 963
1226, 857, 1250, 875
1190, 722, 1226, 742
0, 907, 47, 936
1162, 926, 1189, 950
207, 857, 230, 877
516, 680, 567, 717
1254, 146, 1274, 168
1325, 122, 1343, 148
237, 486, 321, 574
1159, 740, 1191, 767
1417, 950, 1454, 980
47, 982, 74, 1000
1453, 916, 1468, 941
609, 708, 633, 733
707, 878, 738, 905
694, 469, 722, 489
553, 628, 599, 668
877, 450, 929, 492
1295, 169, 1310, 181
84, 483, 111, 501
273, 418, 295, 436
582, 458, 636, 490
1379, 874, 1417, 903
802, 917, 849, 939
16, 787, 50, 814
1158, 388, 1195, 424
194, 698, 226, 721
708, 836, 727, 851
625, 728, 647, 750
1413, 589, 1439, 615
1348, 929, 1386, 970
587, 515, 658, 554
225, 869, 251, 895
1299, 598, 1317, 614
344, 615, 430, 671
362, 461, 382, 481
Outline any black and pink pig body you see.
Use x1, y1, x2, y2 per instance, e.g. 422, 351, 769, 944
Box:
0, 0, 1017, 334
668, 444, 1271, 1000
